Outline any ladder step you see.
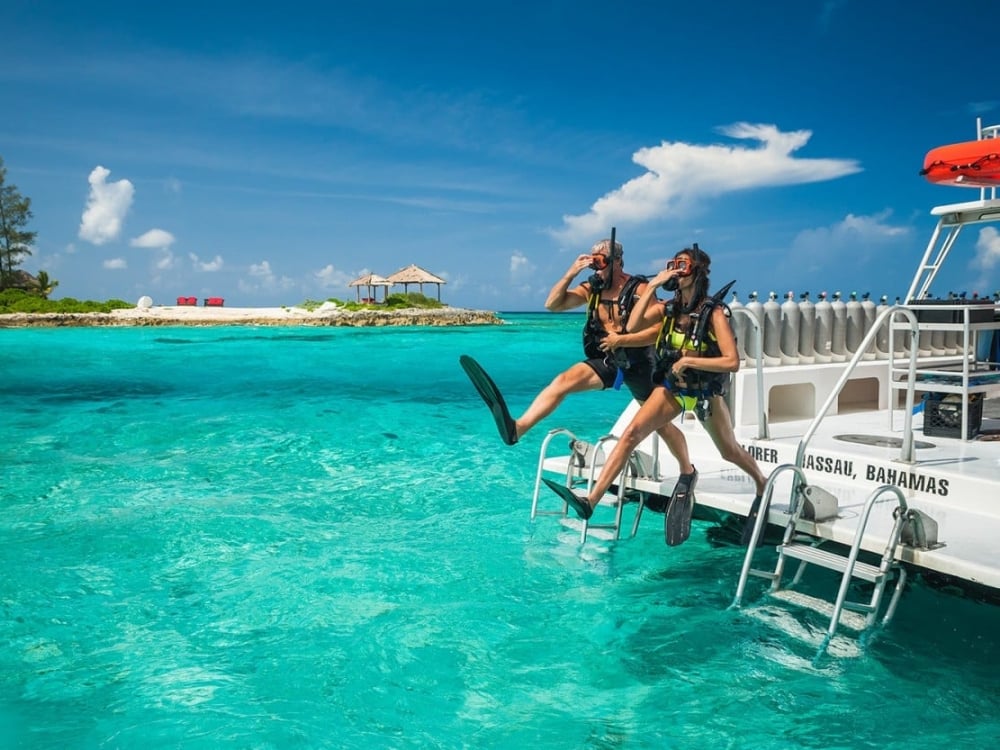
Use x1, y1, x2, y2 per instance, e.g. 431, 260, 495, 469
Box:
769, 590, 870, 631
781, 543, 885, 583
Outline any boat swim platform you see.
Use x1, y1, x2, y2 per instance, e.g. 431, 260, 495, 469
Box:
538, 401, 1000, 593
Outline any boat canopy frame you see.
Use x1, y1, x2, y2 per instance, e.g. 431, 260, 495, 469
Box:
905, 197, 1000, 303
907, 118, 1000, 302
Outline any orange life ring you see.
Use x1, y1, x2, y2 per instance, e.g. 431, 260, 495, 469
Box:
921, 138, 1000, 188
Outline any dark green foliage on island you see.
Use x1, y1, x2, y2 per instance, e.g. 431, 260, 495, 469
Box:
299, 292, 445, 312
0, 289, 133, 314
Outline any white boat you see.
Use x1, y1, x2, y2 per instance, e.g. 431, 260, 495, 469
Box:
535, 122, 1000, 653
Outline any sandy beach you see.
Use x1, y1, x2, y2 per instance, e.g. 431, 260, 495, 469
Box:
0, 304, 504, 328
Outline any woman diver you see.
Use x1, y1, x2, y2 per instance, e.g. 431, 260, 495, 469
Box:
544, 244, 767, 546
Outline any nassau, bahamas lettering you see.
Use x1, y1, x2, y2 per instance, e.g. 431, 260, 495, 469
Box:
802, 453, 855, 479
865, 465, 949, 496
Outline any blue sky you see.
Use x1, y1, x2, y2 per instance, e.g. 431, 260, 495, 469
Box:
3, 0, 999, 310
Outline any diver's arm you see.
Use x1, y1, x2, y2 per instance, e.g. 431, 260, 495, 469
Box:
545, 255, 593, 311
600, 324, 659, 352
674, 306, 740, 376
626, 268, 678, 332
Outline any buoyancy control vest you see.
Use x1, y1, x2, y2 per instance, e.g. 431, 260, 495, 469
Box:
582, 274, 648, 362
653, 281, 735, 397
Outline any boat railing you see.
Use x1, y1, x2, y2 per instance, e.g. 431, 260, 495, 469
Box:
794, 305, 920, 467
731, 307, 768, 439
977, 117, 998, 202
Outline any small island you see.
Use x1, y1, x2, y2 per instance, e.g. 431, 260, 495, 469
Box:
1, 161, 503, 329
0, 303, 504, 328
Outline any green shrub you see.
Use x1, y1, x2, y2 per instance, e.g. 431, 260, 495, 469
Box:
0, 290, 134, 314
383, 292, 443, 309
296, 295, 444, 312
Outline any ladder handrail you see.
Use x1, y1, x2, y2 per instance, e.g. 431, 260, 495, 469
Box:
820, 484, 909, 650
731, 307, 769, 439
731, 462, 807, 607
794, 306, 920, 468
533, 428, 653, 543
532, 427, 579, 519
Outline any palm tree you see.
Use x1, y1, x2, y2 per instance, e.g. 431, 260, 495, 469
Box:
35, 270, 58, 298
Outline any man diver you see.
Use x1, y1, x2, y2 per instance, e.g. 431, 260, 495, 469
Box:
460, 236, 696, 507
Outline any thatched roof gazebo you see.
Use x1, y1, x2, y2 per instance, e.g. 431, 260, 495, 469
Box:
348, 272, 392, 303
385, 264, 447, 301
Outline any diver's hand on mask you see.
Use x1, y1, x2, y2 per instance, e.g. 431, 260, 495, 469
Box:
571, 254, 593, 276
652, 267, 679, 287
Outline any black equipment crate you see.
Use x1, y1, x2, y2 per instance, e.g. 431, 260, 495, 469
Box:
923, 393, 984, 438
909, 299, 995, 324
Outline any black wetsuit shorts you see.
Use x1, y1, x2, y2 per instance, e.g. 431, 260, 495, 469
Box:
584, 347, 657, 402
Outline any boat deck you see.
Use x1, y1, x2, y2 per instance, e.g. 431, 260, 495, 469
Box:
538, 400, 1000, 591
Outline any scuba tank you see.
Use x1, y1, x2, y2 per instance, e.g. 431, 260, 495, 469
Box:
798, 291, 816, 364
762, 291, 783, 366
830, 290, 848, 362
943, 292, 961, 355
861, 292, 877, 360
915, 293, 934, 357
779, 291, 800, 365
845, 291, 864, 357
813, 291, 833, 363
744, 291, 764, 367
894, 296, 913, 356
729, 291, 747, 364
874, 294, 890, 359
928, 293, 949, 355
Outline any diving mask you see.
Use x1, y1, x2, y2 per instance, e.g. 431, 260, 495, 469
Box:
589, 254, 610, 271
661, 257, 693, 291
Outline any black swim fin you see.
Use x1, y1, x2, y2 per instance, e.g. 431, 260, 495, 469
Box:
665, 468, 698, 546
541, 477, 593, 520
459, 355, 518, 445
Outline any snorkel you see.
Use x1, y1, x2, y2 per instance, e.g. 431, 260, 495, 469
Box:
588, 226, 617, 293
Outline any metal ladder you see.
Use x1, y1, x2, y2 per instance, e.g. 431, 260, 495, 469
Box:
732, 464, 912, 655
532, 428, 660, 542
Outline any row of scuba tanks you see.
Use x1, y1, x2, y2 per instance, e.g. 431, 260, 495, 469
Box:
728, 290, 1000, 366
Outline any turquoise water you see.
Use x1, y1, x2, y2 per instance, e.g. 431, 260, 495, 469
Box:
2, 313, 998, 749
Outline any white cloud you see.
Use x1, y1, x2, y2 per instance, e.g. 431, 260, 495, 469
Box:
968, 101, 999, 116
792, 210, 907, 253
777, 210, 910, 283
130, 228, 176, 249
972, 226, 1000, 271
103, 258, 127, 270
510, 251, 535, 283
553, 123, 862, 245
189, 252, 224, 272
250, 261, 274, 278
155, 251, 175, 270
239, 260, 295, 293
165, 177, 182, 194
439, 270, 464, 292
78, 166, 134, 245
315, 264, 354, 289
